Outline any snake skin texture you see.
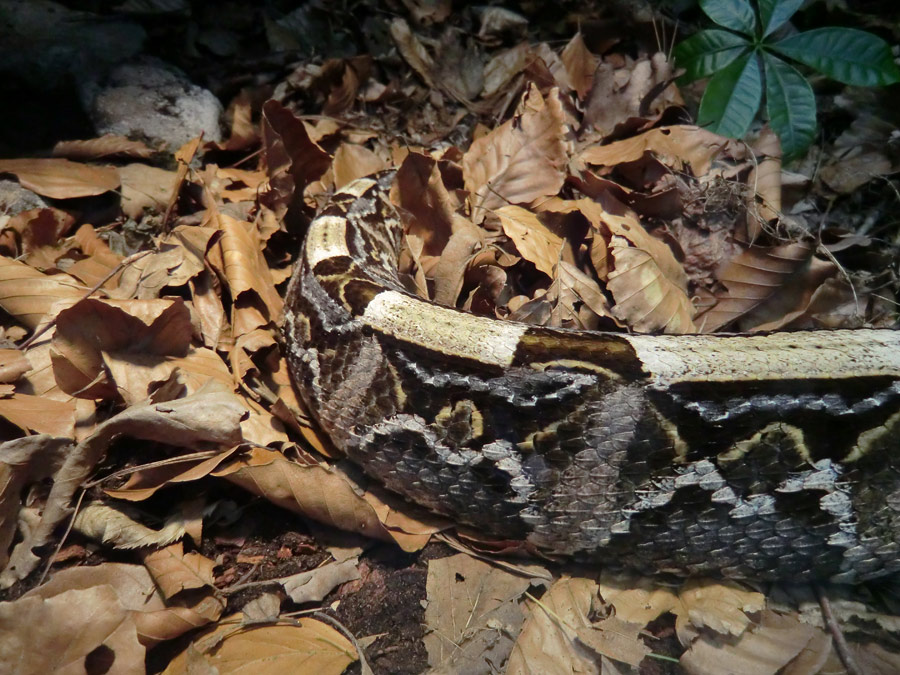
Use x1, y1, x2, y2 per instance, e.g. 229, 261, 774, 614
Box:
283, 171, 900, 582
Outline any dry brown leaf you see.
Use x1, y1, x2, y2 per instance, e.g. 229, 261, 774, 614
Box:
482, 42, 531, 98
0, 158, 120, 199
695, 242, 831, 332
746, 127, 783, 241
561, 33, 597, 101
0, 435, 71, 571
596, 572, 682, 627
393, 153, 456, 256
579, 126, 740, 177
24, 562, 222, 646
390, 18, 436, 88
0, 391, 75, 437
361, 487, 450, 551
333, 144, 388, 189
162, 616, 357, 675
0, 584, 145, 675
821, 151, 893, 194
575, 615, 650, 668
463, 84, 568, 223
497, 205, 564, 278
281, 558, 361, 604
0, 257, 87, 330
66, 224, 124, 289
73, 502, 189, 549
215, 447, 430, 551
143, 541, 217, 598
0, 348, 30, 383
424, 553, 534, 672
674, 579, 766, 641
680, 610, 821, 675
118, 163, 179, 220
1, 388, 246, 587
53, 135, 155, 160
506, 577, 602, 674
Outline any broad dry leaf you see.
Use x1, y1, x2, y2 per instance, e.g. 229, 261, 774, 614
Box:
821, 151, 893, 194
674, 579, 766, 641
0, 348, 30, 382
497, 205, 564, 278
24, 562, 222, 646
390, 18, 435, 87
506, 577, 600, 675
579, 126, 739, 177
463, 84, 568, 223
575, 614, 650, 668
694, 241, 821, 332
1, 388, 245, 587
282, 558, 361, 604
143, 541, 216, 598
212, 212, 283, 330
561, 33, 597, 101
118, 163, 179, 220
0, 257, 87, 330
53, 135, 154, 160
215, 447, 422, 551
0, 584, 144, 675
431, 220, 485, 307
0, 158, 120, 199
680, 610, 821, 675
73, 502, 188, 549
424, 553, 534, 672
66, 224, 124, 288
596, 572, 681, 627
482, 42, 530, 98
0, 391, 75, 437
362, 487, 450, 551
333, 143, 388, 189
607, 232, 696, 333
0, 435, 71, 571
162, 616, 356, 675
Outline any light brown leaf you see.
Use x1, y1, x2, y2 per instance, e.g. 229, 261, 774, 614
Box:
53, 135, 155, 160
390, 18, 435, 87
579, 126, 740, 177
0, 348, 30, 383
674, 579, 766, 641
561, 33, 597, 101
162, 616, 357, 675
143, 541, 216, 598
0, 257, 87, 330
215, 447, 431, 551
507, 577, 601, 674
118, 163, 179, 220
576, 615, 650, 667
463, 84, 568, 223
0, 391, 75, 437
0, 584, 144, 675
333, 144, 388, 189
497, 205, 564, 278
424, 553, 534, 672
0, 158, 120, 199
66, 224, 124, 289
73, 502, 188, 549
282, 558, 361, 604
746, 126, 782, 241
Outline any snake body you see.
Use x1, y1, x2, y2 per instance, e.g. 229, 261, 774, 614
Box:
284, 171, 900, 582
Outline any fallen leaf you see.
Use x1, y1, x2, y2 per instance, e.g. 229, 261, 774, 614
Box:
282, 558, 361, 604
143, 541, 217, 598
497, 205, 564, 278
0, 158, 120, 199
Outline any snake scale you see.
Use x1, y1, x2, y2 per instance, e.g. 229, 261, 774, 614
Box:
283, 170, 900, 582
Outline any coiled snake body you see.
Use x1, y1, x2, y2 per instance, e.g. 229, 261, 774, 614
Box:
284, 171, 900, 582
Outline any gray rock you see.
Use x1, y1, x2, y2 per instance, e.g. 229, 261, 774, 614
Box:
89, 57, 223, 150
0, 180, 48, 215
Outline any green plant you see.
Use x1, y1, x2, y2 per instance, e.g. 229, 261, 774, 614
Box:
673, 0, 900, 159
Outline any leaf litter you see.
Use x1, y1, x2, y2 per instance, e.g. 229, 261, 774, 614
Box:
0, 3, 899, 674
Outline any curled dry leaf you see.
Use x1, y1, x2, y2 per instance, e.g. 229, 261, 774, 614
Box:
52, 135, 155, 160
424, 553, 536, 672
73, 502, 189, 549
463, 84, 568, 223
497, 204, 564, 278
1, 388, 246, 587
0, 158, 120, 199
215, 447, 440, 552
694, 241, 827, 332
142, 541, 217, 599
579, 126, 741, 177
281, 558, 361, 604
0, 257, 87, 330
161, 616, 357, 675
0, 584, 145, 675
745, 127, 783, 242
66, 224, 124, 289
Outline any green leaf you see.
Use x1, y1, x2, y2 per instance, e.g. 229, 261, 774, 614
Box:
772, 27, 900, 86
698, 51, 763, 138
763, 53, 816, 159
699, 0, 757, 36
758, 0, 804, 37
674, 29, 750, 82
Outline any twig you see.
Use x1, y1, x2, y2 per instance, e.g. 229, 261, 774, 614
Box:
815, 584, 863, 675
19, 249, 153, 351
313, 611, 375, 675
